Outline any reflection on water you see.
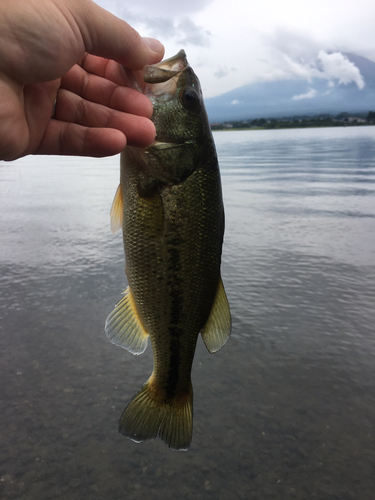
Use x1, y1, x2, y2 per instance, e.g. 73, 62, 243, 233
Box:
1, 127, 375, 499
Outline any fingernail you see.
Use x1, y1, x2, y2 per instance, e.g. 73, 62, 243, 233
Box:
144, 37, 164, 55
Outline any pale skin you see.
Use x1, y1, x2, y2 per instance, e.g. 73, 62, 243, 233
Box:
0, 0, 165, 161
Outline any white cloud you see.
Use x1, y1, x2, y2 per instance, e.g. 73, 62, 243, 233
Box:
231, 100, 240, 105
214, 67, 229, 78
292, 88, 317, 100
95, 0, 375, 97
264, 30, 366, 89
281, 55, 319, 81
177, 18, 211, 46
214, 66, 237, 79
141, 16, 176, 39
97, 0, 214, 17
318, 50, 365, 89
264, 44, 366, 91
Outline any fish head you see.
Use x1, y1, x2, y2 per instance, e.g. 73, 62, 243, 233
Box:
139, 50, 214, 185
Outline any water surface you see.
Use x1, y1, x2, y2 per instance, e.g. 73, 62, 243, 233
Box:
1, 127, 374, 499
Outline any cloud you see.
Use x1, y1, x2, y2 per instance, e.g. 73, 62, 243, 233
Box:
109, 11, 210, 46
131, 0, 214, 16
281, 55, 318, 81
214, 66, 237, 78
96, 1, 211, 46
231, 99, 240, 105
265, 28, 321, 63
177, 18, 211, 46
292, 88, 317, 100
95, 0, 375, 98
214, 68, 228, 78
264, 29, 366, 89
270, 49, 365, 90
141, 16, 177, 39
318, 50, 365, 89
117, 12, 210, 46
99, 0, 214, 17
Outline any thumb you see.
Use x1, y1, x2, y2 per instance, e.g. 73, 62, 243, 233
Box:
74, 0, 164, 68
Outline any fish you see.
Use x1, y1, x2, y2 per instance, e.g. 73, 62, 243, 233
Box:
105, 50, 231, 451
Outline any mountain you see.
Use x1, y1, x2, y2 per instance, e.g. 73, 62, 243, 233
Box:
205, 54, 375, 123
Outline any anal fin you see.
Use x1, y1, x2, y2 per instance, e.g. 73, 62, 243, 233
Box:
201, 278, 231, 353
105, 287, 148, 355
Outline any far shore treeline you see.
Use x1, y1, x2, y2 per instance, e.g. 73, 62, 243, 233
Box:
211, 111, 375, 131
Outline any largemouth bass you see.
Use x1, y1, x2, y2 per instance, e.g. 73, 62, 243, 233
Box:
105, 50, 231, 450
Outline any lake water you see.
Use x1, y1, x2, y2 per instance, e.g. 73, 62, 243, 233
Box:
1, 126, 374, 499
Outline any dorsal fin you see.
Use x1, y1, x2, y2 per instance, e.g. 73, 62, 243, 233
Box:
110, 184, 123, 234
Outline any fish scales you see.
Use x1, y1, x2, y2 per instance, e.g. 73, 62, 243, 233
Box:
122, 148, 223, 392
105, 50, 231, 450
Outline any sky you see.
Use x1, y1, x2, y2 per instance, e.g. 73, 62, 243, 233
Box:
96, 0, 375, 98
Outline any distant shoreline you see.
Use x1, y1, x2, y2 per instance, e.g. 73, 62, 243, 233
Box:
212, 123, 373, 131
211, 112, 375, 131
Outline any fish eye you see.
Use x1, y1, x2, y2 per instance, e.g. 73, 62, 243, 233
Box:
179, 87, 201, 112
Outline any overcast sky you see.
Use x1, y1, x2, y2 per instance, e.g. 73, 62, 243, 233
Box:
96, 0, 375, 97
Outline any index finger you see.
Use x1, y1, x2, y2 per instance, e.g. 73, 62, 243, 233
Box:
74, 1, 164, 68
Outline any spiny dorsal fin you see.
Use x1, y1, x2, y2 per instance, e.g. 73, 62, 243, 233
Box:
105, 287, 148, 355
110, 184, 123, 234
201, 278, 231, 353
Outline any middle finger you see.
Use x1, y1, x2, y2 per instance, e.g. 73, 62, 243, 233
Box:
61, 64, 153, 117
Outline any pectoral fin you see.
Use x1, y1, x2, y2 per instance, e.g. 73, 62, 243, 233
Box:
110, 184, 123, 234
201, 278, 231, 353
105, 287, 148, 355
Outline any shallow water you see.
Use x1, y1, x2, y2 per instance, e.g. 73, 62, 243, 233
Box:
1, 127, 375, 499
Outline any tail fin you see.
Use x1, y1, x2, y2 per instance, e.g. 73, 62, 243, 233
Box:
118, 380, 193, 451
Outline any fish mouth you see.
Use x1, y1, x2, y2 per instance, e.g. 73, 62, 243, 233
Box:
121, 50, 188, 96
144, 50, 187, 81
143, 50, 188, 96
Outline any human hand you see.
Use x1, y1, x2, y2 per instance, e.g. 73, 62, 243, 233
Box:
0, 0, 164, 161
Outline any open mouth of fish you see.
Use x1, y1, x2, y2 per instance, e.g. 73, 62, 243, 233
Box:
144, 49, 187, 90
143, 50, 192, 152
